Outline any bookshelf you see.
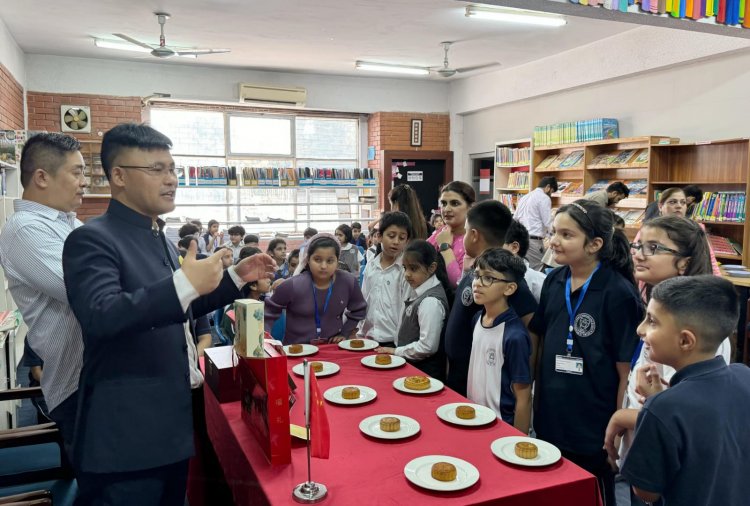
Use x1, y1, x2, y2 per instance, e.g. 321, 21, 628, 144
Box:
494, 139, 531, 213
649, 138, 750, 265
0, 137, 25, 430
532, 136, 679, 239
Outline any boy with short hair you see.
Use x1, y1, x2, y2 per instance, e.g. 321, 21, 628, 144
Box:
503, 219, 546, 302
621, 275, 750, 506
357, 212, 412, 348
468, 248, 532, 433
445, 200, 538, 396
225, 225, 246, 261
352, 221, 367, 249
243, 234, 259, 247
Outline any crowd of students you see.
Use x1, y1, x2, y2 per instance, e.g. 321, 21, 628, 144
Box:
3, 124, 748, 506
232, 181, 750, 506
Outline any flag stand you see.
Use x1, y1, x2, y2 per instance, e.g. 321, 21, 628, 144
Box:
292, 359, 328, 503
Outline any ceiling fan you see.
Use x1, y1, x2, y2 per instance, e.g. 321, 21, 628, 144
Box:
430, 42, 500, 78
111, 12, 230, 59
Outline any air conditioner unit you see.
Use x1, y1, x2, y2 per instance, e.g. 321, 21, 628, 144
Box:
239, 83, 307, 106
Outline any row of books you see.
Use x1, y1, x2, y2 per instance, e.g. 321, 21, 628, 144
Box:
707, 234, 743, 257
505, 172, 530, 189
497, 193, 521, 213
587, 179, 647, 197
590, 149, 649, 167
613, 209, 646, 225
496, 147, 530, 166
552, 181, 584, 196
533, 118, 619, 146
690, 191, 746, 223
180, 166, 377, 188
576, 0, 750, 29
536, 150, 585, 171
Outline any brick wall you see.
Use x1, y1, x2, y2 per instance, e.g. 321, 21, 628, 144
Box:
0, 63, 24, 130
26, 92, 142, 138
367, 112, 450, 170
27, 92, 144, 221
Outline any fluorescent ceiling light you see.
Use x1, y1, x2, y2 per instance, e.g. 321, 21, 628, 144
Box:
465, 5, 567, 27
94, 38, 197, 59
355, 61, 429, 76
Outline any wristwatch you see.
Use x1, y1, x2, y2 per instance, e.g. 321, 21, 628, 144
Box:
439, 242, 452, 252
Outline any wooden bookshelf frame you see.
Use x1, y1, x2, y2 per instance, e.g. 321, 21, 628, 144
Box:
494, 138, 531, 213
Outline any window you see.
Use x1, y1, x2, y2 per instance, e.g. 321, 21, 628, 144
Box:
229, 116, 292, 156
150, 109, 369, 234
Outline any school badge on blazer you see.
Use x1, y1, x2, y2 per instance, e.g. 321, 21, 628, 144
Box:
461, 286, 473, 306
574, 313, 596, 337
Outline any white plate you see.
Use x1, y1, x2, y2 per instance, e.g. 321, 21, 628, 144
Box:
359, 414, 420, 440
323, 385, 377, 405
292, 361, 340, 378
283, 344, 319, 357
361, 354, 406, 369
490, 436, 562, 467
404, 455, 480, 492
338, 339, 379, 351
393, 376, 444, 395
436, 403, 497, 427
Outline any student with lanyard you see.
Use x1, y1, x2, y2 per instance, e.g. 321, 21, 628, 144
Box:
603, 216, 730, 506
264, 233, 367, 344
529, 200, 642, 506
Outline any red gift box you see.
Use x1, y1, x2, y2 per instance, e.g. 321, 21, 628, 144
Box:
204, 346, 240, 403
237, 340, 292, 465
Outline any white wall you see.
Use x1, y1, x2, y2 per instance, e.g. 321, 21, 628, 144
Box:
0, 16, 25, 87
457, 49, 750, 182
26, 55, 450, 114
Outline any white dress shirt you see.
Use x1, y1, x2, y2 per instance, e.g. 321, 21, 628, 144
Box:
357, 253, 408, 342
513, 187, 552, 238
523, 259, 546, 302
395, 275, 446, 361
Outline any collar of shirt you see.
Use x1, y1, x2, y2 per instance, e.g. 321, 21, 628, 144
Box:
549, 264, 608, 293
107, 198, 165, 230
373, 252, 403, 272
341, 243, 353, 251
14, 199, 78, 225
479, 306, 519, 328
669, 356, 726, 388
408, 274, 440, 301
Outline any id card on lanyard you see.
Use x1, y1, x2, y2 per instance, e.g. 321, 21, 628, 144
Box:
311, 279, 334, 345
555, 263, 599, 376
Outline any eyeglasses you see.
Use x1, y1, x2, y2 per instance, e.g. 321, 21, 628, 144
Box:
471, 270, 512, 287
630, 242, 680, 257
118, 164, 185, 178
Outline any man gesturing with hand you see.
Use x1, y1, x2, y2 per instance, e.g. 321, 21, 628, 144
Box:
63, 124, 275, 506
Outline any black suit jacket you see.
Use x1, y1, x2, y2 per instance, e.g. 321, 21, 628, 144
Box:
63, 199, 241, 473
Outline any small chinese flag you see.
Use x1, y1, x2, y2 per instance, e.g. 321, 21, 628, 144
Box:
308, 371, 331, 459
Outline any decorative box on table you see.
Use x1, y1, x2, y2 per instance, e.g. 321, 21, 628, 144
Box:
238, 340, 293, 465
204, 346, 240, 404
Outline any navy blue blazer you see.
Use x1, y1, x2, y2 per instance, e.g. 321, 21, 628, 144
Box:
63, 199, 241, 473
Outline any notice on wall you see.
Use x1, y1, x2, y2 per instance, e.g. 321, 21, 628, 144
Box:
407, 171, 423, 182
479, 168, 490, 195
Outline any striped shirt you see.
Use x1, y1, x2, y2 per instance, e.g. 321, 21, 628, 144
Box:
0, 200, 83, 412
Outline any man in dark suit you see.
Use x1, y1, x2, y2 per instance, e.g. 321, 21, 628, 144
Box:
63, 123, 276, 505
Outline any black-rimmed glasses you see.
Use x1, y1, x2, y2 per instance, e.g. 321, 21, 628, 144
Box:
118, 164, 184, 178
471, 270, 513, 287
630, 241, 680, 257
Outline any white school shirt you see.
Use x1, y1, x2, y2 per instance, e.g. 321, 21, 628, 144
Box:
395, 275, 445, 360
357, 253, 408, 343
467, 317, 504, 417
523, 259, 546, 303
617, 336, 732, 466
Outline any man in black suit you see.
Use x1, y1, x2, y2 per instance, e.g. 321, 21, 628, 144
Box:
63, 123, 276, 505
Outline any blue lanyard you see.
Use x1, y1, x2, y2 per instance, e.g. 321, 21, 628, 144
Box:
564, 263, 600, 356
312, 279, 334, 339
630, 340, 644, 370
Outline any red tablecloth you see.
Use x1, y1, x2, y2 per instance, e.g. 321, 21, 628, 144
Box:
204, 345, 601, 505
